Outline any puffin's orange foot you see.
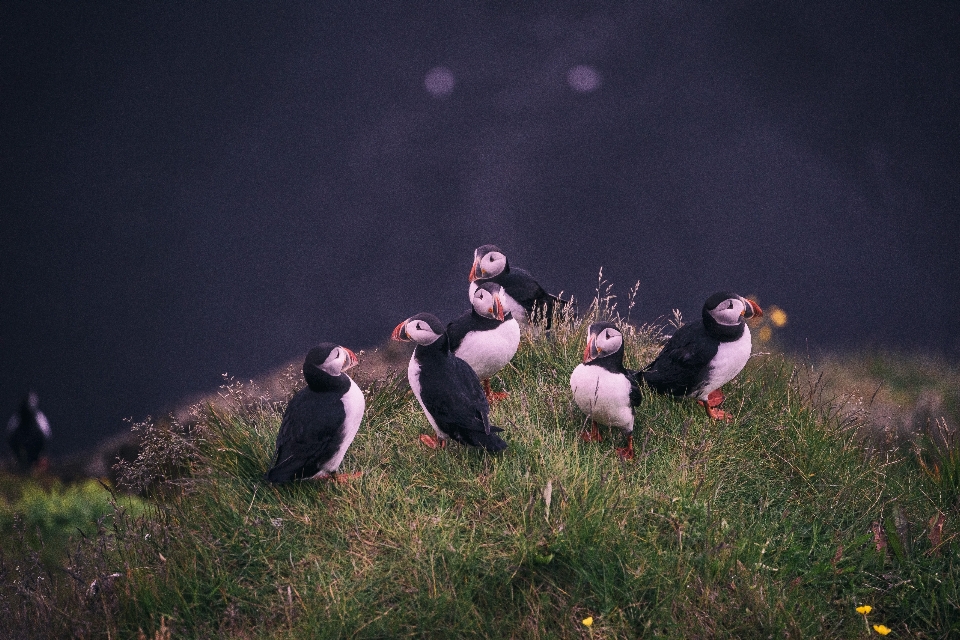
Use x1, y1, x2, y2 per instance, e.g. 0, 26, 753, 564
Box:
580, 421, 603, 442
616, 435, 635, 460
705, 388, 725, 408
419, 434, 447, 449
488, 390, 510, 402
334, 471, 363, 483
698, 401, 734, 422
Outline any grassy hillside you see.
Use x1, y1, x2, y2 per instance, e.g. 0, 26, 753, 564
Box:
3, 303, 958, 638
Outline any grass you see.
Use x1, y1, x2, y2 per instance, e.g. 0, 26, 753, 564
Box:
2, 293, 959, 638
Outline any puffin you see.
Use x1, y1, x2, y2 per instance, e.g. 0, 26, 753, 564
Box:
468, 244, 568, 328
392, 313, 508, 452
640, 292, 762, 421
6, 391, 51, 473
265, 343, 365, 484
447, 281, 521, 402
570, 322, 642, 459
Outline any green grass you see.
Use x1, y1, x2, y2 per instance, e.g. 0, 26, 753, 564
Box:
3, 306, 959, 638
0, 474, 147, 566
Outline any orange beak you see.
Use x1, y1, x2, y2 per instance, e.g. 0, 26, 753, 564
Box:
583, 334, 601, 362
489, 295, 505, 321
391, 320, 410, 342
341, 347, 360, 371
746, 299, 763, 319
468, 256, 481, 282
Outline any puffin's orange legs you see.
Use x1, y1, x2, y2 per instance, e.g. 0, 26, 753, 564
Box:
419, 434, 447, 449
580, 420, 603, 442
699, 389, 733, 422
616, 434, 635, 460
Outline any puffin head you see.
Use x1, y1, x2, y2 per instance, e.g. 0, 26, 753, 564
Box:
303, 343, 359, 389
703, 292, 763, 326
469, 244, 507, 282
391, 313, 445, 346
583, 321, 624, 363
472, 282, 506, 321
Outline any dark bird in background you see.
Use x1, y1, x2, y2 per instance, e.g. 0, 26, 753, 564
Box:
265, 343, 365, 484
640, 292, 762, 421
570, 322, 642, 459
447, 281, 521, 403
392, 312, 508, 452
7, 391, 51, 473
468, 244, 569, 330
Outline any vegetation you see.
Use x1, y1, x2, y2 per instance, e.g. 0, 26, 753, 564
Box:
1, 291, 958, 638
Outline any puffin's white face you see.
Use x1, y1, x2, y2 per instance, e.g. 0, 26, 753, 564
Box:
708, 297, 748, 326
319, 346, 359, 376
472, 250, 507, 280
472, 286, 505, 321
583, 325, 623, 362
403, 318, 442, 345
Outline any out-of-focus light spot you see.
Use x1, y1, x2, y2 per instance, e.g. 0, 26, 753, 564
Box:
424, 67, 455, 98
769, 306, 788, 327
758, 326, 772, 343
567, 65, 600, 93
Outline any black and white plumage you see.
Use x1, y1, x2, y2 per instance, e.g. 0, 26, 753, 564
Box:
265, 343, 365, 484
6, 391, 51, 472
468, 244, 568, 328
641, 292, 762, 421
447, 282, 521, 402
392, 313, 508, 452
570, 322, 642, 459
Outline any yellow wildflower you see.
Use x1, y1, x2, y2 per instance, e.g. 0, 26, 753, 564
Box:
873, 624, 891, 635
758, 325, 772, 342
856, 605, 872, 615
582, 616, 594, 627
769, 306, 788, 327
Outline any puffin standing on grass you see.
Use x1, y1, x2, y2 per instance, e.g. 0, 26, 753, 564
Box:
265, 343, 365, 484
468, 244, 568, 328
392, 313, 508, 452
6, 391, 51, 473
447, 282, 521, 403
640, 292, 762, 421
570, 322, 642, 460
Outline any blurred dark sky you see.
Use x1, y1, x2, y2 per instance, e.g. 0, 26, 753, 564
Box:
2, 2, 959, 455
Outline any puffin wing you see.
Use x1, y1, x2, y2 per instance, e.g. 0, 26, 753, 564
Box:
267, 389, 346, 482
418, 355, 493, 437
625, 368, 644, 407
445, 310, 474, 353
495, 269, 549, 312
641, 321, 716, 397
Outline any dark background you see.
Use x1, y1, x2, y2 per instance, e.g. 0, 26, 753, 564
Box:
3, 2, 959, 456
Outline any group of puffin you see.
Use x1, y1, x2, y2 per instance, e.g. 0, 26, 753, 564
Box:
265, 245, 761, 483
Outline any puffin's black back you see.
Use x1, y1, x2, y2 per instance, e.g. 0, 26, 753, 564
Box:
415, 334, 507, 452
477, 268, 567, 330
640, 320, 718, 397
265, 344, 352, 483
8, 398, 47, 472
266, 386, 349, 483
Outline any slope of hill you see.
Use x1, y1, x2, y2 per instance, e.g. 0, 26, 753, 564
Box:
3, 303, 958, 638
